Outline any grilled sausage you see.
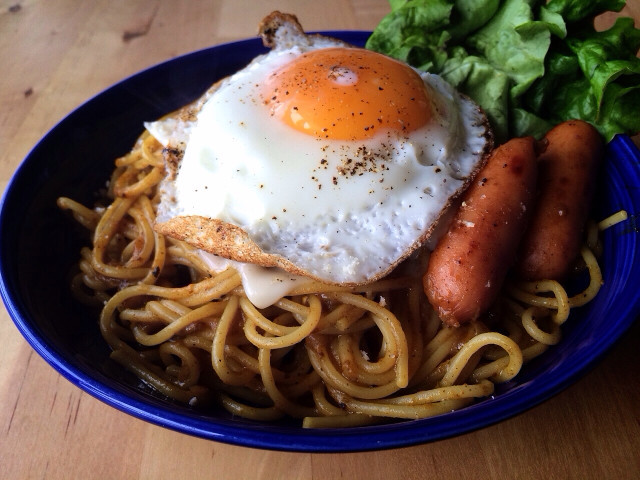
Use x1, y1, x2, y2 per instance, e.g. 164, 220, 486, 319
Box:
516, 120, 603, 280
424, 137, 539, 326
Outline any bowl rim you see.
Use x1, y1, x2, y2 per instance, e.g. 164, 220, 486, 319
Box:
1, 31, 639, 452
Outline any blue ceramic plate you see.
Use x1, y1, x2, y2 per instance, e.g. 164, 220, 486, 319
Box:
1, 32, 639, 452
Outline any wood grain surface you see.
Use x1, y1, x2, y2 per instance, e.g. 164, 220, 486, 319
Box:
1, 1, 639, 479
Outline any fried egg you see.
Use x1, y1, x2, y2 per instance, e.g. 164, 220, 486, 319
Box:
149, 12, 492, 289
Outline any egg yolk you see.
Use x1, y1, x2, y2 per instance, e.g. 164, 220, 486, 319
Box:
262, 47, 431, 140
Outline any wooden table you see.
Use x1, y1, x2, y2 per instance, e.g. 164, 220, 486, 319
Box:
1, 1, 638, 478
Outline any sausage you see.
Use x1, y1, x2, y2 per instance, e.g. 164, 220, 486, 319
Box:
516, 120, 603, 280
423, 137, 538, 327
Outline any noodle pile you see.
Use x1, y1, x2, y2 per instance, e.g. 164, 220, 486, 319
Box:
57, 132, 621, 428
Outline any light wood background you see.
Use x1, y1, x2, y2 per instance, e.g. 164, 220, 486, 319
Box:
1, 1, 639, 479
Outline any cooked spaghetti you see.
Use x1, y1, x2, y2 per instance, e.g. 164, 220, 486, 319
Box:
57, 131, 622, 427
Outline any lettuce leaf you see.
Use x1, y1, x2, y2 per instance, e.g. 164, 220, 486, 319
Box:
545, 0, 626, 23
366, 0, 640, 142
524, 15, 640, 140
365, 0, 455, 72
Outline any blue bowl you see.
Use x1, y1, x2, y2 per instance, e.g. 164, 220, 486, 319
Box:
1, 32, 639, 452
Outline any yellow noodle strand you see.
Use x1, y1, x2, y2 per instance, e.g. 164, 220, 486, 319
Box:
60, 128, 619, 427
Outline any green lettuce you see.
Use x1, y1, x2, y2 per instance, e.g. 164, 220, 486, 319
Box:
366, 0, 640, 142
